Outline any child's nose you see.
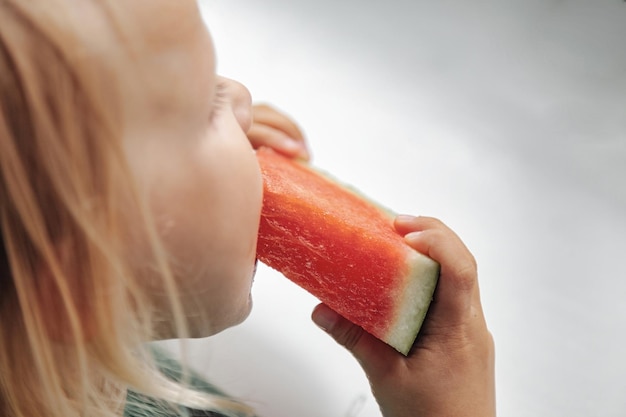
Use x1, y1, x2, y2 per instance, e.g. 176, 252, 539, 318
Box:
219, 76, 252, 133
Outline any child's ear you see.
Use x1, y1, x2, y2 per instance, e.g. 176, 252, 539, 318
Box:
35, 240, 95, 344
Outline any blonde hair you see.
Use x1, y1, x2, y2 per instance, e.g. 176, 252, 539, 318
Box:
0, 1, 252, 416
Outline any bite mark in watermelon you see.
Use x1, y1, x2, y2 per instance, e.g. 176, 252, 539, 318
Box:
255, 147, 440, 355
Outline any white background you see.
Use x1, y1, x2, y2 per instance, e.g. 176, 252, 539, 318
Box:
161, 1, 626, 416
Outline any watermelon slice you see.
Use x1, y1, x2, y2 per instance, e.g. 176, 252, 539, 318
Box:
255, 147, 439, 355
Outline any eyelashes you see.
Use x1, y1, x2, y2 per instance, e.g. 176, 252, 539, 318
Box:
209, 79, 228, 122
213, 80, 228, 104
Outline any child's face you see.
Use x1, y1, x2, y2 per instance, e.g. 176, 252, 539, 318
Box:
120, 0, 262, 337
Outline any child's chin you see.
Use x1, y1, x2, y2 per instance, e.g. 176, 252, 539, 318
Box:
201, 296, 254, 337
230, 293, 253, 328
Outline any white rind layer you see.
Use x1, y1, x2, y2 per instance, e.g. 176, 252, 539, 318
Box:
386, 250, 440, 355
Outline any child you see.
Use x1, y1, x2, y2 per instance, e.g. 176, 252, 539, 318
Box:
0, 0, 495, 416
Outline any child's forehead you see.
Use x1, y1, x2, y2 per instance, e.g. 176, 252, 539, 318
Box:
121, 0, 205, 48
70, 0, 205, 58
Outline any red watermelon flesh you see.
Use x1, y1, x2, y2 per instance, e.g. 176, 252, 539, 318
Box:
255, 147, 440, 355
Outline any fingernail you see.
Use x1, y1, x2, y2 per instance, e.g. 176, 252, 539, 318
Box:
396, 214, 417, 224
281, 137, 303, 152
279, 138, 308, 159
404, 231, 423, 244
312, 305, 338, 332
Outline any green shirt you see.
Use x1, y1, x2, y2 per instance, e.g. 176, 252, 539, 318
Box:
124, 348, 248, 417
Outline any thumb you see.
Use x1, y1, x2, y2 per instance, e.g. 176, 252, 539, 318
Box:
311, 304, 400, 378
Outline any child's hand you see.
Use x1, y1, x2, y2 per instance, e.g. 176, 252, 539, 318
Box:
247, 104, 310, 160
312, 215, 495, 417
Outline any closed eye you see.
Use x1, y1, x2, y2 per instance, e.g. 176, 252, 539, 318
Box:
209, 79, 228, 122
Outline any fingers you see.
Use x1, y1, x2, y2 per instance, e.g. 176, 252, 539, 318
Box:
312, 217, 483, 388
311, 304, 400, 379
394, 215, 478, 324
248, 104, 310, 160
247, 124, 309, 160
253, 104, 305, 142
